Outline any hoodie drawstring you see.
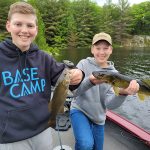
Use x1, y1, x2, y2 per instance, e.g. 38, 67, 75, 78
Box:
16, 48, 28, 81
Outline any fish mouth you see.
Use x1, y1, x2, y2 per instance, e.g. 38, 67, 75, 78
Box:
93, 71, 108, 78
92, 71, 113, 83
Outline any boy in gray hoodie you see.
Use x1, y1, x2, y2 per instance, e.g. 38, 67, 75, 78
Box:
70, 32, 139, 150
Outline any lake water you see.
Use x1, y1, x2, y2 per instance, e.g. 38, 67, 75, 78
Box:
56, 47, 150, 133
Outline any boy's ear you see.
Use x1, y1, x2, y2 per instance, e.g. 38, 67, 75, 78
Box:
6, 21, 11, 32
91, 45, 94, 54
35, 25, 38, 36
110, 46, 113, 54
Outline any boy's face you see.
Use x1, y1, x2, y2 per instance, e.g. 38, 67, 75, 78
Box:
91, 40, 112, 67
6, 13, 38, 51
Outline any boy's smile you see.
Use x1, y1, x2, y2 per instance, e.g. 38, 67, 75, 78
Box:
6, 13, 38, 51
91, 41, 112, 67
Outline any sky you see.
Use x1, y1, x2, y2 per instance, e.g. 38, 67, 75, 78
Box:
93, 0, 149, 6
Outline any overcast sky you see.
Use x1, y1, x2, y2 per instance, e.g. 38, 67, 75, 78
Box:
93, 0, 149, 6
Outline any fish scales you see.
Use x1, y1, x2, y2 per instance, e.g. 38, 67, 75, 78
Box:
48, 68, 70, 128
92, 70, 150, 101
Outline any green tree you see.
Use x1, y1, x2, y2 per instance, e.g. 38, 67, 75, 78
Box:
27, 0, 59, 56
113, 0, 132, 45
100, 0, 120, 38
129, 1, 150, 35
72, 0, 102, 47
0, 0, 17, 41
34, 0, 70, 50
66, 3, 78, 48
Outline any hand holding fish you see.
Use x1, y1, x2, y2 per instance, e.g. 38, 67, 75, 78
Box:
69, 69, 83, 85
89, 74, 106, 85
48, 68, 71, 128
119, 80, 139, 95
48, 67, 83, 128
62, 60, 83, 85
90, 74, 139, 95
92, 70, 150, 100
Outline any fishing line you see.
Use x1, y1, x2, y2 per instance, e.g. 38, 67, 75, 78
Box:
56, 117, 64, 150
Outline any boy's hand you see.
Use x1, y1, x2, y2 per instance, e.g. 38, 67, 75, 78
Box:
119, 80, 139, 95
89, 76, 139, 96
69, 69, 83, 85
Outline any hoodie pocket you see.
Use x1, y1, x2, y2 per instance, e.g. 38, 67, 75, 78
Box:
1, 100, 50, 143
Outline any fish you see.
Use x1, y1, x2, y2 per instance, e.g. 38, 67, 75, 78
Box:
48, 68, 71, 128
92, 70, 150, 101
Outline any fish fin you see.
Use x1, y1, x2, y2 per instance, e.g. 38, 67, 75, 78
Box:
48, 118, 56, 128
48, 101, 52, 111
138, 93, 148, 101
113, 86, 120, 96
141, 79, 150, 88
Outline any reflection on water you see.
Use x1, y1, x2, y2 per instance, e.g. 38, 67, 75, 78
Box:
56, 47, 150, 133
110, 47, 150, 79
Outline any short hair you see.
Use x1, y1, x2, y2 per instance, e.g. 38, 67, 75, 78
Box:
8, 2, 37, 23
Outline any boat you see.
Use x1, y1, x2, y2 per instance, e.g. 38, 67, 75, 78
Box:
51, 100, 150, 150
106, 110, 150, 146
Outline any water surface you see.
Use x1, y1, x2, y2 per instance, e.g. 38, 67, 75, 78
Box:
56, 47, 150, 133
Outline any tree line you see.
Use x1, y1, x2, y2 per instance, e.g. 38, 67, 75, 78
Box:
0, 0, 150, 55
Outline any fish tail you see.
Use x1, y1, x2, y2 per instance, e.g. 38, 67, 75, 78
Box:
113, 86, 120, 96
138, 93, 148, 101
48, 119, 56, 128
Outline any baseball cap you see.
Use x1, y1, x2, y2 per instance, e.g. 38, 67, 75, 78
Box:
92, 32, 112, 45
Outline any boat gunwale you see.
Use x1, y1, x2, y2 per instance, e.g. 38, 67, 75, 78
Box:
106, 110, 150, 146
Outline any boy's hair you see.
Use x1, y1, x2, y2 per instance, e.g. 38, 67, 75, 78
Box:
8, 2, 37, 23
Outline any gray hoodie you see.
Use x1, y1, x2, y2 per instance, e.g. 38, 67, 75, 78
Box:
71, 57, 129, 125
